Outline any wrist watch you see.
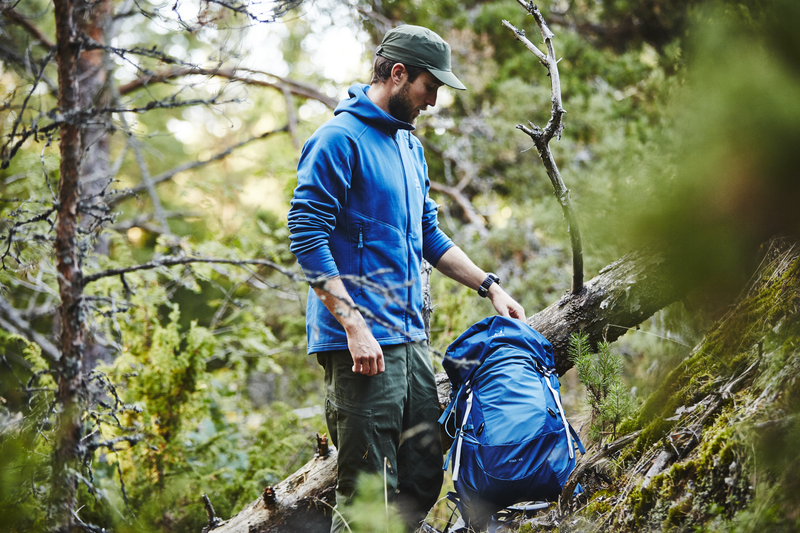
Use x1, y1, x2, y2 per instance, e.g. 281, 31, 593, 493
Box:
477, 273, 500, 298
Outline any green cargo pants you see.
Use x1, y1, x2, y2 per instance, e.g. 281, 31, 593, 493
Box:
317, 341, 443, 532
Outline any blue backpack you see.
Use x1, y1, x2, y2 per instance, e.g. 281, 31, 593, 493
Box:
439, 317, 584, 525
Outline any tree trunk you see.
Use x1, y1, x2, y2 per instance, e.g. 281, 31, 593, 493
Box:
529, 246, 684, 375
205, 247, 684, 532
51, 0, 86, 530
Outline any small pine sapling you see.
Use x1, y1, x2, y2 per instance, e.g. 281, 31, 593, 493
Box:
568, 332, 635, 444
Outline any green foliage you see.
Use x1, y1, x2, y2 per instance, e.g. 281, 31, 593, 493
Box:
569, 333, 635, 443
4, 0, 799, 530
0, 333, 49, 533
338, 474, 407, 533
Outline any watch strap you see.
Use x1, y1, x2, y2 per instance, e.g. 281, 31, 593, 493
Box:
478, 273, 500, 298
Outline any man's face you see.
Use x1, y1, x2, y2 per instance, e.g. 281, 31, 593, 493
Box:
387, 70, 443, 124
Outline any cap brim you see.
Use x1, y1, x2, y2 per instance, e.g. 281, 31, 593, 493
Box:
429, 68, 466, 91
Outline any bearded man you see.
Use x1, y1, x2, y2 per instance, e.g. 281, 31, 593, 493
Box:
287, 25, 526, 531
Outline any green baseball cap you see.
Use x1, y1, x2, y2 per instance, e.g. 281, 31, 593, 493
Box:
376, 25, 466, 91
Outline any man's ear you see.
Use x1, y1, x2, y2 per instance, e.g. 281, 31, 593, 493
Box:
390, 63, 407, 86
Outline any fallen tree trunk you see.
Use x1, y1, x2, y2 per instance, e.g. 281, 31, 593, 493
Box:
210, 443, 338, 533
206, 247, 684, 532
530, 246, 683, 375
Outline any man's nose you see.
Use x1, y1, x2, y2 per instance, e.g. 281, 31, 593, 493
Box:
427, 90, 438, 107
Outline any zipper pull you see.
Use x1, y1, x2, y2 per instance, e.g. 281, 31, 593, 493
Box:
358, 228, 363, 249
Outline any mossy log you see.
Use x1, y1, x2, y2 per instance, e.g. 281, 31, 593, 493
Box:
205, 248, 684, 532
529, 246, 683, 375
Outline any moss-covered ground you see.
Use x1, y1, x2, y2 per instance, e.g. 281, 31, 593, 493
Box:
508, 242, 800, 532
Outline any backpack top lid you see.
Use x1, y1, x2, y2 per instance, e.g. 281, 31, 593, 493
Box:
443, 316, 555, 389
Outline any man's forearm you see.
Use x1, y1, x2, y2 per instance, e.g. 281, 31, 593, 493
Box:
435, 246, 491, 290
312, 277, 385, 375
435, 246, 527, 321
312, 277, 367, 333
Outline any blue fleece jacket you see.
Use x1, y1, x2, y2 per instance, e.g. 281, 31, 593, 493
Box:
288, 84, 454, 353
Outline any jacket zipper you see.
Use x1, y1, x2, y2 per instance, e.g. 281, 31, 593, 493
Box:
395, 133, 412, 334
357, 225, 364, 296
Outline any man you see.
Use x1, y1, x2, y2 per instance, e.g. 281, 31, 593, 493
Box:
287, 25, 525, 531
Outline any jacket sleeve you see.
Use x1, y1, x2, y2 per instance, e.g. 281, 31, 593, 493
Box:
420, 155, 455, 266
287, 127, 354, 279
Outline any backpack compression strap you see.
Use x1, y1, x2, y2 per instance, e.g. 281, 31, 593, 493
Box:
451, 387, 474, 482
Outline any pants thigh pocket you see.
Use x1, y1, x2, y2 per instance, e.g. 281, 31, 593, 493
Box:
326, 398, 378, 494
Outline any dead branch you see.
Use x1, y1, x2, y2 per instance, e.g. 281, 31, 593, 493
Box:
504, 2, 584, 294
0, 295, 60, 361
1, 6, 55, 50
202, 494, 223, 533
118, 67, 338, 109
283, 85, 300, 149
111, 211, 198, 232
429, 180, 487, 229
419, 137, 487, 232
354, 4, 398, 34
107, 126, 288, 206
559, 430, 642, 514
210, 446, 338, 533
82, 255, 301, 286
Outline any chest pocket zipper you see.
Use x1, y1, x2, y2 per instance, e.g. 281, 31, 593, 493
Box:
357, 225, 364, 296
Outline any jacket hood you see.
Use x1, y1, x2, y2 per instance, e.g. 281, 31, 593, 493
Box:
335, 84, 414, 133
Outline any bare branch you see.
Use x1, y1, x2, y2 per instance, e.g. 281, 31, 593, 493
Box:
118, 67, 338, 109
282, 85, 299, 149
1, 6, 55, 50
107, 125, 288, 206
501, 20, 548, 64
202, 0, 302, 24
0, 295, 60, 361
506, 4, 583, 293
82, 255, 301, 285
354, 4, 398, 34
111, 211, 197, 232
418, 136, 487, 232
429, 180, 487, 230
1, 47, 57, 168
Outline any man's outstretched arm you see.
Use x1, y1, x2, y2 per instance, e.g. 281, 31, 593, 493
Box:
434, 246, 526, 321
312, 278, 385, 376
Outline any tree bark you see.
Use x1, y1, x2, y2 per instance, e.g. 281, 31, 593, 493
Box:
530, 246, 684, 375
51, 0, 86, 530
205, 246, 684, 532
210, 448, 338, 533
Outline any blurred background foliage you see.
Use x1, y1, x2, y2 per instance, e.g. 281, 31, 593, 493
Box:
1, 0, 798, 530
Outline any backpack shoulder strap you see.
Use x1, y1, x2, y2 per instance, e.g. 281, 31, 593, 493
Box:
569, 423, 586, 455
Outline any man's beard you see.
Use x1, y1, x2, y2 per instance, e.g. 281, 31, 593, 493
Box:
387, 83, 417, 124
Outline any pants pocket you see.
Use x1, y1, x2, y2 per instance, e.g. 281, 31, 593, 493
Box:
325, 397, 379, 494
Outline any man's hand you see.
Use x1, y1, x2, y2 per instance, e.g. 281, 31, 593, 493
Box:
346, 322, 385, 376
488, 284, 527, 322
435, 246, 527, 323
311, 277, 385, 375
